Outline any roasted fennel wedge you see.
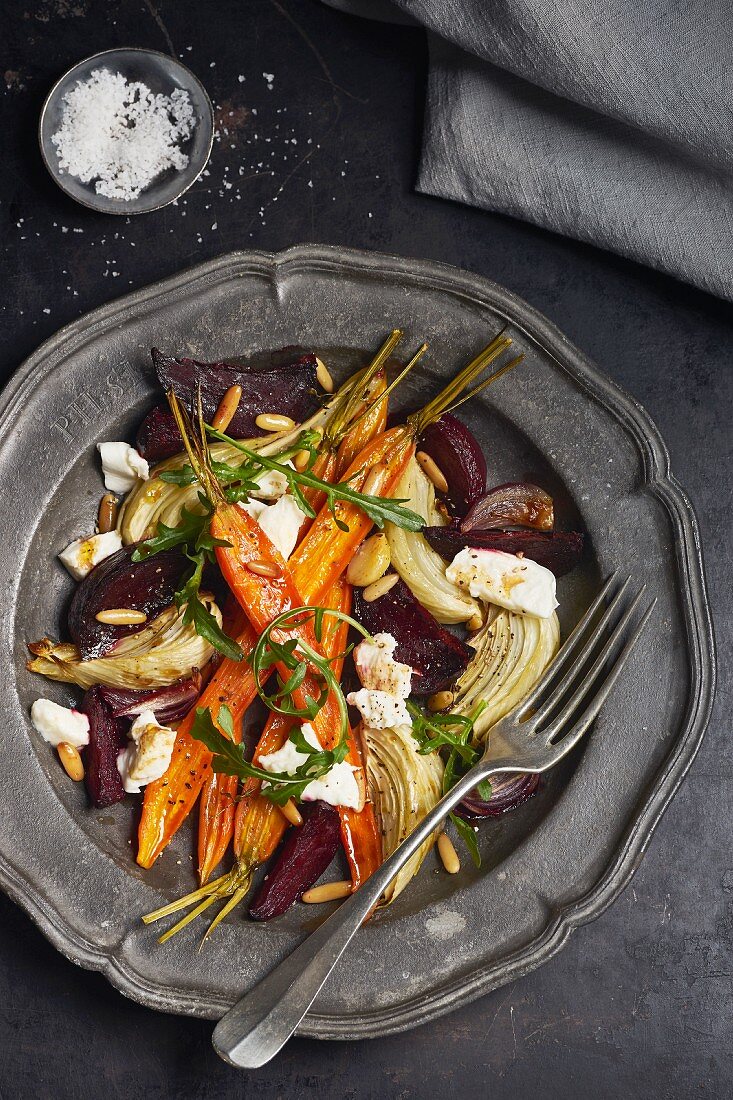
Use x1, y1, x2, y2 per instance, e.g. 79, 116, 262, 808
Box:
27, 599, 221, 690
451, 608, 560, 743
365, 723, 444, 904
385, 459, 481, 624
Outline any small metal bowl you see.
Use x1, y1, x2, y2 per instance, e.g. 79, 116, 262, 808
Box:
39, 48, 214, 215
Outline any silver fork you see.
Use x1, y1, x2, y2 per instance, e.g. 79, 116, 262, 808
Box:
213, 574, 654, 1068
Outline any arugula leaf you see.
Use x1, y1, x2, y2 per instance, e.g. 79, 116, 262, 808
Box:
176, 554, 243, 663
131, 497, 213, 561
207, 426, 424, 533
450, 813, 481, 868
189, 706, 342, 806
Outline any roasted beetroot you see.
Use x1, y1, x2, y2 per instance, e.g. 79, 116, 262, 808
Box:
98, 673, 201, 723
81, 686, 128, 808
249, 801, 341, 921
463, 482, 554, 532
418, 413, 486, 518
456, 773, 541, 819
353, 578, 471, 695
68, 546, 186, 660
424, 526, 584, 578
137, 348, 321, 462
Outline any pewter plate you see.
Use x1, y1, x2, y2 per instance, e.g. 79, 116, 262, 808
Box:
0, 246, 714, 1038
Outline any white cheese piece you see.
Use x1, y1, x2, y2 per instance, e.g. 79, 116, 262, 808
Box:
58, 529, 123, 580
116, 708, 176, 794
31, 699, 90, 748
97, 441, 149, 494
258, 723, 361, 809
446, 548, 558, 618
353, 633, 412, 698
248, 461, 294, 500
238, 493, 307, 560
346, 688, 412, 730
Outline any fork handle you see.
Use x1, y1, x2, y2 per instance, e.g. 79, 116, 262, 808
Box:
213, 763, 502, 1068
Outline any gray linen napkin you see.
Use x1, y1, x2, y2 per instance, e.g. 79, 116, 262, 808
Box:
325, 0, 733, 302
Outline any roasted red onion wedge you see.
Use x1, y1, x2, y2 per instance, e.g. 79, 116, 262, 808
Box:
98, 673, 201, 723
81, 686, 128, 808
68, 546, 186, 661
463, 482, 554, 532
419, 413, 486, 518
249, 801, 341, 921
456, 773, 541, 819
136, 348, 321, 462
424, 526, 584, 577
353, 578, 472, 695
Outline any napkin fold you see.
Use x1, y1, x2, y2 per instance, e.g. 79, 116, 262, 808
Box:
325, 0, 733, 301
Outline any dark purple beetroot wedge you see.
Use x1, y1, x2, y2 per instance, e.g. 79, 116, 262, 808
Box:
81, 686, 128, 808
136, 348, 321, 462
98, 672, 201, 724
249, 801, 341, 921
68, 545, 186, 660
418, 413, 487, 518
353, 578, 472, 696
136, 404, 181, 463
424, 526, 584, 578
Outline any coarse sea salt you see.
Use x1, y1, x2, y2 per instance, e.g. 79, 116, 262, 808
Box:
51, 68, 194, 201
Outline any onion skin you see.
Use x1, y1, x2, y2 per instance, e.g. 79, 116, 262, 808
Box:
424, 526, 584, 577
68, 546, 186, 661
353, 578, 472, 695
456, 773, 541, 820
137, 349, 321, 462
81, 686, 128, 808
98, 673, 201, 724
419, 413, 486, 518
463, 482, 554, 533
249, 801, 341, 921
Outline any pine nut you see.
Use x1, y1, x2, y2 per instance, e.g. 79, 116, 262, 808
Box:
466, 611, 484, 633
280, 799, 303, 827
302, 880, 352, 904
97, 493, 118, 534
247, 559, 281, 578
346, 533, 391, 587
362, 463, 388, 498
416, 450, 449, 494
293, 449, 311, 472
438, 831, 461, 874
315, 357, 334, 393
58, 742, 84, 781
362, 572, 399, 603
428, 690, 454, 713
95, 608, 148, 625
212, 384, 243, 431
255, 412, 297, 433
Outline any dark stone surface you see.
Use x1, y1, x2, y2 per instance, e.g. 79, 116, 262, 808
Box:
1, 1, 730, 1096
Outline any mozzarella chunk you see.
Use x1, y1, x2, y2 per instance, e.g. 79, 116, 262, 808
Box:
346, 688, 411, 730
31, 699, 90, 748
238, 493, 307, 560
58, 530, 123, 580
97, 441, 149, 494
352, 633, 412, 698
258, 723, 361, 809
247, 462, 294, 500
116, 709, 176, 794
446, 548, 558, 618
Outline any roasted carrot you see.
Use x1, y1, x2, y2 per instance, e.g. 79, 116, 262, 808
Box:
196, 378, 390, 882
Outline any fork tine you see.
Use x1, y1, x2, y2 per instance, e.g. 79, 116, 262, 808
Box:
528, 575, 635, 728
541, 592, 654, 744
514, 571, 624, 718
